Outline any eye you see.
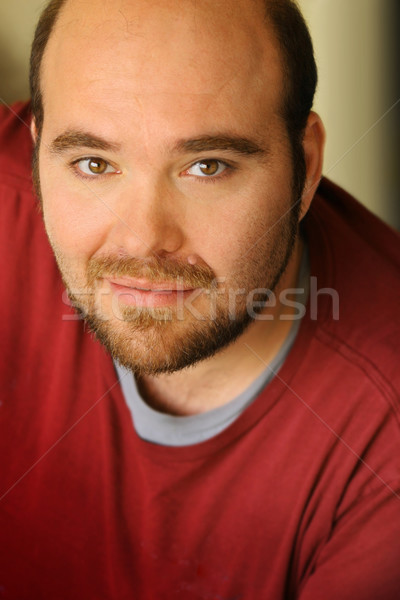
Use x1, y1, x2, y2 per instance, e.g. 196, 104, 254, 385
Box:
72, 157, 118, 177
185, 159, 228, 178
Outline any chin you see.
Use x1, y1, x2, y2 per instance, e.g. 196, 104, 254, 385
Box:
83, 306, 253, 376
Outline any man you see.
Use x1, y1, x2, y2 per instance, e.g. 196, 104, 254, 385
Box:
0, 0, 399, 598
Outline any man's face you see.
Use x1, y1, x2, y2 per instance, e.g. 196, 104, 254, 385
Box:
36, 0, 300, 375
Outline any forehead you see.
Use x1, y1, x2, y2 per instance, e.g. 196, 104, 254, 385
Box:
40, 0, 285, 142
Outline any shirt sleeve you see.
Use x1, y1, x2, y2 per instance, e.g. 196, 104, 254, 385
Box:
298, 482, 400, 600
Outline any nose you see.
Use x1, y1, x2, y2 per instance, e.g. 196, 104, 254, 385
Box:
106, 178, 185, 259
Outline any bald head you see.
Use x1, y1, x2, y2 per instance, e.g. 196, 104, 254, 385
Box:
31, 0, 316, 131
42, 0, 277, 99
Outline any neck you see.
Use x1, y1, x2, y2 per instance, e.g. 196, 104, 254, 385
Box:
137, 237, 304, 416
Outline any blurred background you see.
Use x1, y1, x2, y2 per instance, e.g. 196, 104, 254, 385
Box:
0, 0, 399, 228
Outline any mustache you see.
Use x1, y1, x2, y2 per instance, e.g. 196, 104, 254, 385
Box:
86, 255, 216, 289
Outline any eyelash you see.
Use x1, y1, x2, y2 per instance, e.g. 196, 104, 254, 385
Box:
68, 157, 236, 182
182, 160, 235, 184
69, 157, 119, 180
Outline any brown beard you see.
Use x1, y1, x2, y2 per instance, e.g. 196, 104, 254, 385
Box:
62, 218, 297, 376
64, 253, 253, 376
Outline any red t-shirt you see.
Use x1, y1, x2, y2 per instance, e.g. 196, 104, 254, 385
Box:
0, 102, 399, 600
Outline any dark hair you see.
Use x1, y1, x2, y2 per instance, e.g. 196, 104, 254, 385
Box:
264, 0, 318, 199
30, 0, 317, 199
29, 0, 67, 138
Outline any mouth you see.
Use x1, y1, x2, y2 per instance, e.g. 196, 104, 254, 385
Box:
104, 276, 199, 308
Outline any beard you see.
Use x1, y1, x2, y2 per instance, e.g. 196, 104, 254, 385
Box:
52, 213, 298, 377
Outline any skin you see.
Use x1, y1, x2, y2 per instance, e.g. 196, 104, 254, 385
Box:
33, 0, 325, 415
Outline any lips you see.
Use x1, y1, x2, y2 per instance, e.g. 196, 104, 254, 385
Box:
104, 276, 199, 308
107, 276, 195, 292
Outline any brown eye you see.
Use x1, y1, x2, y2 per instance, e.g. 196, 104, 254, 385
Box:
199, 160, 219, 176
73, 157, 117, 177
183, 159, 228, 179
88, 158, 108, 174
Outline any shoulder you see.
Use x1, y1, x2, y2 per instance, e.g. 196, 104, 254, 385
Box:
0, 101, 63, 329
0, 101, 34, 191
0, 100, 46, 262
303, 178, 400, 407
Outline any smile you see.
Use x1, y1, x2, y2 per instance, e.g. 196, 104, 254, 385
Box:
105, 277, 199, 308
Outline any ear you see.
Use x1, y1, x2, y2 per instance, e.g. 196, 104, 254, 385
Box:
30, 117, 38, 144
299, 111, 325, 221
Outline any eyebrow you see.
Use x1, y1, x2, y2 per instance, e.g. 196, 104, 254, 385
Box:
174, 135, 267, 158
49, 131, 121, 155
49, 130, 267, 159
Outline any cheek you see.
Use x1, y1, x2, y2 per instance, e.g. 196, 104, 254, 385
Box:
40, 166, 111, 260
195, 203, 267, 280
205, 186, 294, 285
211, 186, 280, 248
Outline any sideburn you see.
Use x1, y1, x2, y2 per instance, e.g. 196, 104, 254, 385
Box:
31, 139, 43, 213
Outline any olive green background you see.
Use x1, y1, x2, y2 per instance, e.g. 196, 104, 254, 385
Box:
0, 0, 399, 228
